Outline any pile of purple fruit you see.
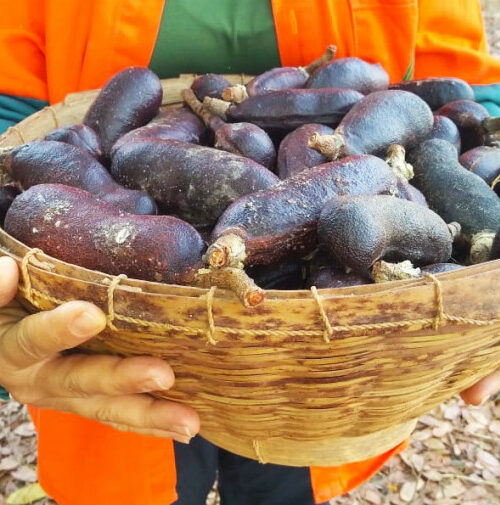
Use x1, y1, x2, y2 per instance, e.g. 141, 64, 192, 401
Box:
1, 46, 499, 307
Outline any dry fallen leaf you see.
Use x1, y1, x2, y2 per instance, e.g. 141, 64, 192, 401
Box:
0, 457, 20, 472
488, 419, 500, 436
443, 403, 461, 420
423, 438, 447, 451
359, 487, 382, 505
399, 481, 416, 502
443, 479, 466, 498
11, 466, 37, 483
6, 483, 47, 505
12, 424, 35, 439
423, 469, 443, 482
413, 428, 432, 441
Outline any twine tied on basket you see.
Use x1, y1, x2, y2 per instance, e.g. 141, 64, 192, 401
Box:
16, 248, 498, 342
106, 274, 128, 331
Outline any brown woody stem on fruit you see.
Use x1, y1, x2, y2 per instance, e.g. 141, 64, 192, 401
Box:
372, 260, 421, 283
469, 230, 496, 264
482, 117, 500, 133
205, 233, 247, 269
447, 222, 461, 241
194, 267, 265, 307
483, 117, 500, 146
303, 45, 337, 75
385, 144, 414, 181
308, 133, 345, 160
182, 89, 225, 130
221, 84, 249, 104
203, 97, 232, 120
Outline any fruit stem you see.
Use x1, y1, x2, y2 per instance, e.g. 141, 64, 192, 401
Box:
447, 222, 462, 241
203, 97, 232, 120
372, 260, 421, 283
385, 144, 414, 181
194, 267, 265, 307
469, 230, 496, 264
204, 233, 247, 269
221, 84, 249, 104
182, 89, 225, 131
308, 133, 345, 160
303, 45, 337, 75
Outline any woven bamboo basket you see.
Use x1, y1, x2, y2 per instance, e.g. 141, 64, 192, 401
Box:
0, 74, 499, 467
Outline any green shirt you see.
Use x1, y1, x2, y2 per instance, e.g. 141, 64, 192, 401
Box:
150, 0, 280, 76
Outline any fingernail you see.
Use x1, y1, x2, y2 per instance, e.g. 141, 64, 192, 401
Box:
173, 435, 192, 445
70, 309, 106, 337
172, 425, 193, 438
479, 395, 490, 406
142, 376, 171, 391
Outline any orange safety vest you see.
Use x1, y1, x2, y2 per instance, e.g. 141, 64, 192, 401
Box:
1, 1, 498, 503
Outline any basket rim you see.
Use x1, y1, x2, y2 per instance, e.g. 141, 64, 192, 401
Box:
2, 226, 500, 303
0, 75, 499, 303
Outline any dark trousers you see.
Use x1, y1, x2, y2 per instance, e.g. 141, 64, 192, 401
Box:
172, 436, 328, 505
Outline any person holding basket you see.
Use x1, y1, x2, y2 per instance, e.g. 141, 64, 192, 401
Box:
0, 1, 499, 504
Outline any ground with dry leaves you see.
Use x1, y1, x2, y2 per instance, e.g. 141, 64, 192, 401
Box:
1, 2, 500, 505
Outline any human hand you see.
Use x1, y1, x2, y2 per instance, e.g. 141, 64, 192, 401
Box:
0, 256, 199, 442
460, 368, 500, 406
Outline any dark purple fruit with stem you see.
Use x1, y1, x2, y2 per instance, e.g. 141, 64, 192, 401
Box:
207, 155, 399, 268
437, 99, 490, 153
308, 90, 433, 160
45, 124, 103, 162
5, 184, 204, 285
389, 78, 474, 110
110, 139, 278, 228
318, 195, 454, 274
205, 88, 363, 130
408, 139, 500, 263
83, 67, 163, 158
0, 141, 156, 215
191, 74, 232, 100
459, 145, 500, 192
5, 183, 264, 306
277, 124, 334, 179
111, 106, 206, 157
222, 45, 337, 102
430, 115, 461, 152
307, 57, 389, 94
182, 89, 276, 169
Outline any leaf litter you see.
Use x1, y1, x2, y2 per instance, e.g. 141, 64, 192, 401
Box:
0, 394, 498, 505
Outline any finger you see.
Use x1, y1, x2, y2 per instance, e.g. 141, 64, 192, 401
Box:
1, 300, 107, 369
44, 394, 200, 438
0, 256, 19, 307
103, 422, 193, 443
35, 353, 175, 398
460, 368, 500, 405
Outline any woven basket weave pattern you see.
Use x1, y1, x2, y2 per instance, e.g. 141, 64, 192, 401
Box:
0, 75, 499, 466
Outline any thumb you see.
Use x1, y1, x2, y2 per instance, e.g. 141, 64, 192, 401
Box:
460, 369, 500, 406
1, 300, 107, 369
0, 256, 19, 307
